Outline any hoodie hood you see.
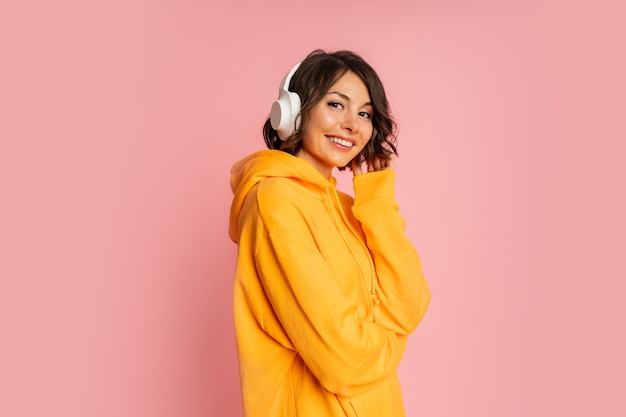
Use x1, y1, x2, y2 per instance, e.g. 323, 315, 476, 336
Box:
229, 150, 335, 243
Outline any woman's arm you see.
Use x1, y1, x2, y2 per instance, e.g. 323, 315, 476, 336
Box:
251, 179, 408, 398
352, 158, 431, 335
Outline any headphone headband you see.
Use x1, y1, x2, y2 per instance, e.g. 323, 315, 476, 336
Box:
279, 62, 301, 93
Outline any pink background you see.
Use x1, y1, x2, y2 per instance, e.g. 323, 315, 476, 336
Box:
1, 1, 624, 416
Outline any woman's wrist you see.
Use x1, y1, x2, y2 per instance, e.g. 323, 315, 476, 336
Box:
353, 169, 396, 205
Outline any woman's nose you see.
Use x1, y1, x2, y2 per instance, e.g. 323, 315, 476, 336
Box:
341, 112, 359, 133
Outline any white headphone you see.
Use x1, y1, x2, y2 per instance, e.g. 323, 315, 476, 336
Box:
270, 62, 302, 140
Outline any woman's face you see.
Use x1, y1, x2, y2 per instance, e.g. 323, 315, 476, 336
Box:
297, 71, 374, 178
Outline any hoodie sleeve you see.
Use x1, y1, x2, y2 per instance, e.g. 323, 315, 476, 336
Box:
352, 170, 431, 335
252, 180, 409, 398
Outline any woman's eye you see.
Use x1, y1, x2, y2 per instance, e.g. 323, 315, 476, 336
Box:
359, 111, 372, 119
328, 102, 343, 109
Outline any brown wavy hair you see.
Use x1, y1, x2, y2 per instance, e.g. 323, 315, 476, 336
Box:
263, 49, 397, 170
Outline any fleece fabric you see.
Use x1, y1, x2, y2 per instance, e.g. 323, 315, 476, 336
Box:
229, 150, 430, 417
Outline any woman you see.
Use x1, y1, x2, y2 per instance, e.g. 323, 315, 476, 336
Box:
228, 49, 430, 417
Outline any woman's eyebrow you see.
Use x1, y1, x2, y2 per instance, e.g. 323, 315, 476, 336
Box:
328, 91, 372, 107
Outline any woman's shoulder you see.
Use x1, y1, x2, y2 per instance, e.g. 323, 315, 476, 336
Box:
253, 177, 308, 213
256, 177, 297, 199
250, 178, 320, 232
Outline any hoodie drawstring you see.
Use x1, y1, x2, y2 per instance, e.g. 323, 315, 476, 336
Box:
325, 187, 380, 307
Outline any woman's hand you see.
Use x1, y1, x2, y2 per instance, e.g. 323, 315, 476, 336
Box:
352, 155, 396, 176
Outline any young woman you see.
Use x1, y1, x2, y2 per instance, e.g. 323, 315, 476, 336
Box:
228, 50, 430, 417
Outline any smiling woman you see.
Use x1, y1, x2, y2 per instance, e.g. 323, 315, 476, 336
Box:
228, 49, 431, 417
263, 50, 398, 173
298, 71, 374, 177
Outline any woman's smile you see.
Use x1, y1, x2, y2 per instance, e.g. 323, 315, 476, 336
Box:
327, 135, 355, 149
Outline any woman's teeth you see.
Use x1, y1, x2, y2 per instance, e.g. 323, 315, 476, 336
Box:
329, 137, 353, 147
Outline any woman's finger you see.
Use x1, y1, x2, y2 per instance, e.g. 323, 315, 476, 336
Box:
372, 157, 382, 172
385, 155, 396, 170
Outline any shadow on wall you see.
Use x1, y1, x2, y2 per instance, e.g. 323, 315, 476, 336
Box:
206, 240, 242, 416
91, 163, 244, 417
176, 182, 241, 416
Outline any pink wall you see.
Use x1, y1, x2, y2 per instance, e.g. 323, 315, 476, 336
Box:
1, 1, 624, 416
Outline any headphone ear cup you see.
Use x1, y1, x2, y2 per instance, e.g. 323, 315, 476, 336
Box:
270, 62, 302, 140
270, 91, 301, 140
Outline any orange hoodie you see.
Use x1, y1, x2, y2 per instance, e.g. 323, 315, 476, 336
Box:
229, 150, 430, 417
